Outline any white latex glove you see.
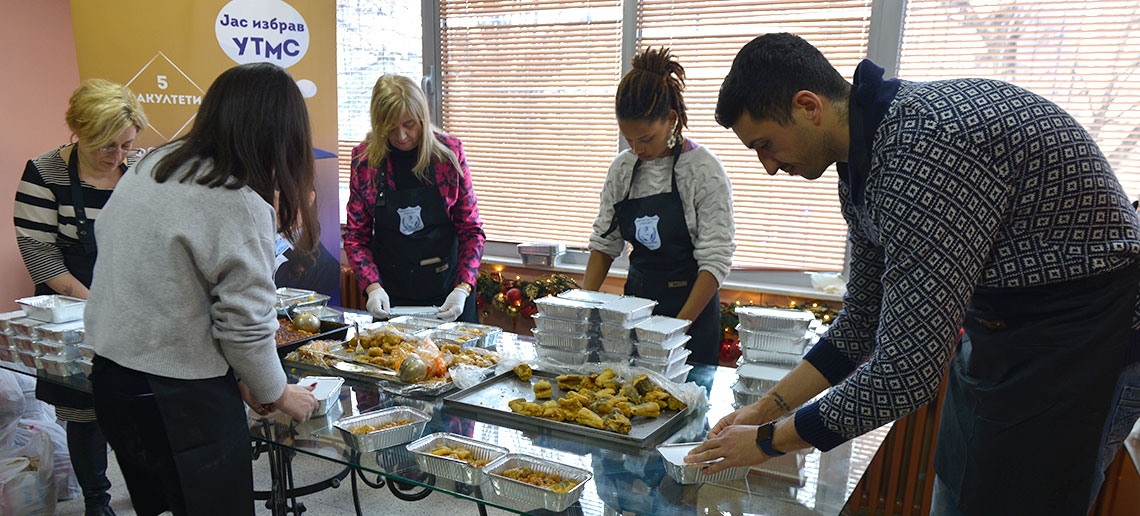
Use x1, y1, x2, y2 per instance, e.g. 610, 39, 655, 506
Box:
366, 285, 391, 319
436, 287, 469, 322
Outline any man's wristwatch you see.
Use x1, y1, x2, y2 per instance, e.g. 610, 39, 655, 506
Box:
755, 422, 786, 457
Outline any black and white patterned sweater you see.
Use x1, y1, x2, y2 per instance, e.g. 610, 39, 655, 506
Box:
795, 61, 1140, 451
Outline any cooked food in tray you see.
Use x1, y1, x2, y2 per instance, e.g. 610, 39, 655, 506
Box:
275, 316, 318, 345
288, 323, 499, 385
429, 445, 491, 467
352, 419, 412, 434
514, 363, 533, 381
506, 368, 686, 435
499, 466, 582, 493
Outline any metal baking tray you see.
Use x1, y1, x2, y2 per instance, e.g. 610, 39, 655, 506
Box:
735, 306, 815, 334
34, 320, 84, 344
275, 320, 349, 357
658, 442, 751, 484
405, 432, 509, 485
438, 321, 502, 349
443, 370, 692, 448
333, 406, 430, 452
484, 453, 592, 513
15, 295, 85, 323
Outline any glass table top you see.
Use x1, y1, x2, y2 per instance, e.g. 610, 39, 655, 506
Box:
248, 333, 889, 515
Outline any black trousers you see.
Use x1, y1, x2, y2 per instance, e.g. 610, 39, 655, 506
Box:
90, 357, 254, 516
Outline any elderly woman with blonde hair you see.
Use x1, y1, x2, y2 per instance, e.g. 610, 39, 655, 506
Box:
343, 74, 485, 322
13, 78, 147, 516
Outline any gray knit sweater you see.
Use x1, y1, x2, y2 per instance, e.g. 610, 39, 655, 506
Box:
84, 145, 287, 404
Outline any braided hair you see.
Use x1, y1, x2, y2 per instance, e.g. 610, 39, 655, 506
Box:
615, 47, 687, 141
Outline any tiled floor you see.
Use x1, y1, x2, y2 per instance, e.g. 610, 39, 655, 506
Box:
55, 449, 520, 516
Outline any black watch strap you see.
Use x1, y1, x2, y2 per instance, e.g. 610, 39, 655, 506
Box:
755, 422, 786, 457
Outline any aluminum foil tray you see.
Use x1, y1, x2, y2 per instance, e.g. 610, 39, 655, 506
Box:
17, 350, 38, 368
736, 363, 792, 391
34, 340, 77, 357
534, 296, 597, 320
77, 358, 93, 376
600, 336, 634, 354
658, 442, 750, 485
438, 321, 502, 348
634, 316, 691, 344
7, 318, 45, 338
15, 295, 85, 323
389, 315, 445, 331
36, 354, 79, 377
302, 376, 344, 416
599, 321, 640, 340
11, 335, 39, 353
632, 348, 691, 377
0, 311, 26, 333
76, 343, 95, 360
485, 453, 592, 513
34, 320, 84, 344
415, 328, 481, 348
737, 326, 809, 354
274, 288, 330, 314
740, 347, 802, 367
0, 347, 14, 363
598, 297, 657, 325
535, 344, 590, 366
532, 314, 590, 335
533, 329, 590, 351
556, 289, 622, 305
736, 306, 815, 334
406, 432, 509, 485
732, 382, 766, 407
596, 351, 632, 365
334, 406, 430, 452
635, 336, 690, 361
667, 364, 693, 384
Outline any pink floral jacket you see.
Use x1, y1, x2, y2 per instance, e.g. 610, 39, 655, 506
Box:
343, 133, 485, 291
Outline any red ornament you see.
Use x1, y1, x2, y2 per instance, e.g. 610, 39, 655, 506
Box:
719, 338, 741, 363
506, 287, 523, 306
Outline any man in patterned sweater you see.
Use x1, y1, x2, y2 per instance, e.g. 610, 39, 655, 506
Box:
685, 33, 1140, 515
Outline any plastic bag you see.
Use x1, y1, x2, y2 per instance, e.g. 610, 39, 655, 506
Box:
0, 371, 24, 447
413, 340, 447, 378
0, 430, 57, 515
0, 370, 78, 501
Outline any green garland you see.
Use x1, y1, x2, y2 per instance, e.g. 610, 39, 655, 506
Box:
476, 270, 580, 317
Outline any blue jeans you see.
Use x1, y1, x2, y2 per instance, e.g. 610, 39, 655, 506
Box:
1090, 360, 1140, 507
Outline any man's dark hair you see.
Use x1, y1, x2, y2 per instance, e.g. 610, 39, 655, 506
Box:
716, 33, 850, 127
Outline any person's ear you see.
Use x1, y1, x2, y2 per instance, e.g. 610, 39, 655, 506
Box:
792, 90, 825, 125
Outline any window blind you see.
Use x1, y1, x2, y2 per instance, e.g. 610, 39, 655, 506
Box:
439, 0, 624, 246
897, 0, 1140, 199
637, 0, 874, 271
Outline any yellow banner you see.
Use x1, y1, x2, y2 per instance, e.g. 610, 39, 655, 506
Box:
71, 0, 341, 302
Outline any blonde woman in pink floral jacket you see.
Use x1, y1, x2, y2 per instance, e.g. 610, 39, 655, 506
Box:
344, 75, 484, 322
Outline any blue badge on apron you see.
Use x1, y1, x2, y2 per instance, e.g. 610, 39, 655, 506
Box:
397, 205, 424, 235
634, 215, 662, 250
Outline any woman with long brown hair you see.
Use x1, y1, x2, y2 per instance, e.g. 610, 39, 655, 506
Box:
84, 62, 318, 515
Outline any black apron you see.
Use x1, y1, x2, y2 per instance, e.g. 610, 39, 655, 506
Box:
602, 144, 721, 365
370, 159, 476, 322
91, 357, 253, 515
933, 264, 1140, 515
35, 147, 123, 408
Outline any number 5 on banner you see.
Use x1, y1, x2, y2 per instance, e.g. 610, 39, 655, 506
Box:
157, 75, 168, 90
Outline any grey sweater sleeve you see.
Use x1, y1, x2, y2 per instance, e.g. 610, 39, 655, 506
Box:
207, 235, 287, 404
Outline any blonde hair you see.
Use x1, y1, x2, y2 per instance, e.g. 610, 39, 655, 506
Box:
366, 75, 461, 183
66, 79, 147, 148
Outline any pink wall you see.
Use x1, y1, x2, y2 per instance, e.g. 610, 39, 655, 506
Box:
0, 1, 79, 310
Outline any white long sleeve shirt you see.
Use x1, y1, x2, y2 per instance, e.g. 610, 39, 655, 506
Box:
589, 141, 736, 285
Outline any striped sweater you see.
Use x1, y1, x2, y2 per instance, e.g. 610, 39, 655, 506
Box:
14, 145, 125, 286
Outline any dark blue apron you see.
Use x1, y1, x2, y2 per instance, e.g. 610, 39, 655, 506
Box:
602, 144, 721, 365
34, 146, 122, 408
933, 258, 1139, 515
370, 157, 476, 322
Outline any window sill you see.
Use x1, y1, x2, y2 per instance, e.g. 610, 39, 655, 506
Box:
480, 242, 844, 302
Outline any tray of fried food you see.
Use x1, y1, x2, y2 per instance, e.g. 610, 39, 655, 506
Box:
504, 368, 684, 435
484, 453, 592, 513
406, 432, 509, 485
348, 324, 498, 383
